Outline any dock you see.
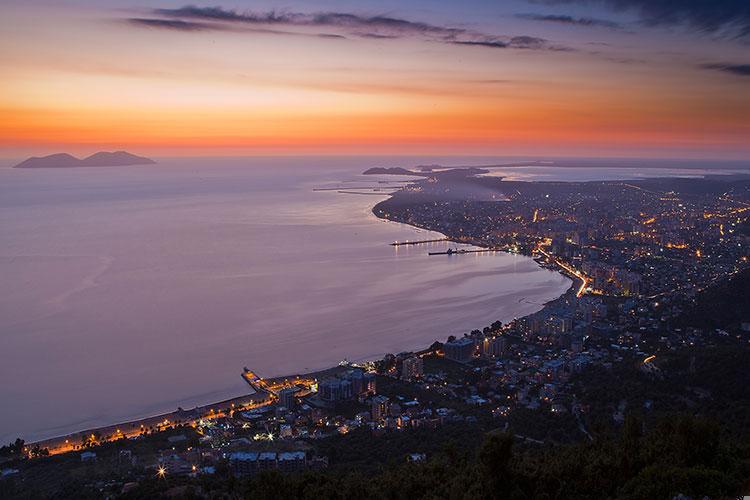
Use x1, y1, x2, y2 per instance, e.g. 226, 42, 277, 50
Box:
390, 238, 449, 246
428, 248, 498, 256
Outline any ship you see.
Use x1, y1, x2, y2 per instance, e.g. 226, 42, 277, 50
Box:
428, 247, 470, 256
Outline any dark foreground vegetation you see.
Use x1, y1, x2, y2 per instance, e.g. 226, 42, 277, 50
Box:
4, 414, 744, 499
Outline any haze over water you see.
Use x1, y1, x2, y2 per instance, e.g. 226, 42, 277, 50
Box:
0, 157, 574, 442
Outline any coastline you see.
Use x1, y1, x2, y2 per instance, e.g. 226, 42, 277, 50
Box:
23, 174, 575, 455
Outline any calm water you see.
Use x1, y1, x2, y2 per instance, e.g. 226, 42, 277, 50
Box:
1, 157, 574, 442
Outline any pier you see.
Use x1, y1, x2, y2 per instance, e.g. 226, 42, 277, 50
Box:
428, 248, 498, 256
390, 238, 449, 246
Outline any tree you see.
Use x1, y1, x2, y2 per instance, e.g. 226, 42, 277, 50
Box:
478, 431, 514, 494
619, 415, 642, 479
0, 438, 25, 458
673, 416, 719, 468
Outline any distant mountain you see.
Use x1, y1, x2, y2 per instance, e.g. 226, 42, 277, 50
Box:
14, 151, 155, 168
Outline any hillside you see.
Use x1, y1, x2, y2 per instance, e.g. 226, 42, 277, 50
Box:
677, 267, 750, 330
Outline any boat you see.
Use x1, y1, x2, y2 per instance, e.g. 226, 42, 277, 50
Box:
428, 247, 470, 256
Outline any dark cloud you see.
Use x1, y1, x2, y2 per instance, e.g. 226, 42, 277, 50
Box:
357, 33, 400, 39
452, 35, 570, 51
153, 5, 464, 39
510, 35, 548, 48
127, 18, 215, 31
517, 13, 623, 29
534, 0, 750, 40
452, 40, 509, 49
152, 6, 465, 39
312, 12, 465, 38
129, 5, 572, 52
154, 6, 296, 24
702, 63, 750, 76
317, 33, 348, 39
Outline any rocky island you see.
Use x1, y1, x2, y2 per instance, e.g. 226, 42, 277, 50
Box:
362, 166, 423, 176
13, 151, 155, 168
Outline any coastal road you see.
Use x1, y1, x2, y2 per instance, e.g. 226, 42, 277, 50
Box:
535, 246, 589, 297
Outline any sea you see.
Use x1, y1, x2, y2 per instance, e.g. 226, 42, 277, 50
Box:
1, 156, 747, 442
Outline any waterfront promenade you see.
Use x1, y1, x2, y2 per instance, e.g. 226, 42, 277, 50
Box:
27, 365, 352, 456
30, 391, 271, 457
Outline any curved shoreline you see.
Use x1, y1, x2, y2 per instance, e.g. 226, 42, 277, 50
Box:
24, 178, 574, 454
369, 190, 578, 303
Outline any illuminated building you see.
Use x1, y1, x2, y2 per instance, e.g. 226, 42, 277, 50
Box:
278, 388, 296, 410
372, 395, 390, 422
482, 336, 507, 358
401, 356, 423, 381
444, 337, 475, 363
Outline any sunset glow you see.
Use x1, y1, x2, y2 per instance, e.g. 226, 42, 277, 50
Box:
1, 1, 749, 158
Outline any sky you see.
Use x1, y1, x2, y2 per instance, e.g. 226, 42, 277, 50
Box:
1, 0, 749, 159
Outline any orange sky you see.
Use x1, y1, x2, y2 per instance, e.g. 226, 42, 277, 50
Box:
1, 1, 749, 159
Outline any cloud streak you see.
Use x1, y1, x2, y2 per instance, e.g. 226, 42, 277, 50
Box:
152, 7, 467, 38
451, 35, 570, 51
535, 0, 750, 41
517, 13, 624, 30
127, 18, 216, 31
126, 5, 571, 52
702, 63, 750, 76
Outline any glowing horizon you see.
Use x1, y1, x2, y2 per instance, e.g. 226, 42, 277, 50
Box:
1, 1, 749, 160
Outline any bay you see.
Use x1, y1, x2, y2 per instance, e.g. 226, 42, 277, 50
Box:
0, 157, 572, 442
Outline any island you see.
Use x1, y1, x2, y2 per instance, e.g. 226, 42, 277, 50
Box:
362, 166, 423, 176
13, 151, 155, 168
362, 166, 491, 178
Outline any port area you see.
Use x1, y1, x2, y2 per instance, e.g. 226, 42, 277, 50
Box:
241, 365, 351, 400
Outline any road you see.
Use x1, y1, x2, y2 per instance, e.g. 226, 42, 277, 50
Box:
535, 246, 589, 297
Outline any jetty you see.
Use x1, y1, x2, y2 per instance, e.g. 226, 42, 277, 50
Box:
390, 238, 449, 246
428, 248, 497, 256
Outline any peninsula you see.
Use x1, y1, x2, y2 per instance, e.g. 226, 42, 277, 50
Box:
13, 151, 155, 168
